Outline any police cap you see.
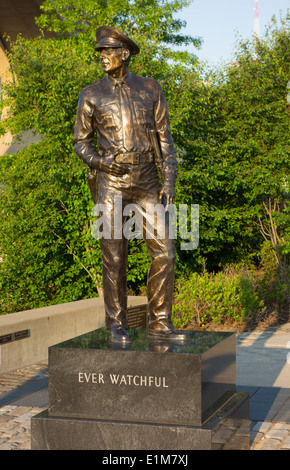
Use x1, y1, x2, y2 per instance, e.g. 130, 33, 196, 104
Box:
95, 26, 140, 55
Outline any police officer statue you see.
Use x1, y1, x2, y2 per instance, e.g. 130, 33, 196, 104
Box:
74, 26, 187, 343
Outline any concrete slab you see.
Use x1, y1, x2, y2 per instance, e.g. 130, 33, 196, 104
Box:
236, 326, 290, 388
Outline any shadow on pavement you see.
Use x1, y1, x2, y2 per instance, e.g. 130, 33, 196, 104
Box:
0, 370, 48, 408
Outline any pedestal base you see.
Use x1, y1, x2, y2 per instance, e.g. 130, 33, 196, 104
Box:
31, 392, 249, 450
46, 328, 237, 426
31, 328, 249, 450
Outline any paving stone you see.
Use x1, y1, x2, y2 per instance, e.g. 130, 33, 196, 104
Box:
0, 415, 11, 425
0, 405, 17, 413
1, 428, 20, 439
17, 440, 31, 450
236, 426, 250, 436
265, 428, 289, 439
256, 438, 282, 450
272, 422, 290, 430
281, 437, 290, 449
211, 427, 235, 444
224, 435, 249, 450
223, 417, 243, 429
8, 406, 30, 417
252, 421, 272, 432
0, 442, 14, 450
250, 431, 264, 447
13, 411, 34, 423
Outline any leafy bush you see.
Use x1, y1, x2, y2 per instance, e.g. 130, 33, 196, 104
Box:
172, 266, 265, 329
255, 242, 290, 310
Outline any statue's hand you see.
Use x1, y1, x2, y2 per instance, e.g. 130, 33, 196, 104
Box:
159, 183, 175, 210
90, 155, 131, 177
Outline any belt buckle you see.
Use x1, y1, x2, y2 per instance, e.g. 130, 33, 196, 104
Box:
132, 153, 140, 164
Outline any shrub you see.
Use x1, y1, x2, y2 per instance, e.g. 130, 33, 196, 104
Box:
172, 266, 265, 329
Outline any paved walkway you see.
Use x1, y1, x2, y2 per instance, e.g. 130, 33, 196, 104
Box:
1, 323, 290, 450
236, 322, 290, 450
0, 362, 48, 450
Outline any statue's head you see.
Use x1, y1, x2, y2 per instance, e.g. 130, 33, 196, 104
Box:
95, 26, 139, 75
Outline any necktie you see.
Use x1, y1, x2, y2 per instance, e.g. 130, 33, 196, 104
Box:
115, 80, 136, 151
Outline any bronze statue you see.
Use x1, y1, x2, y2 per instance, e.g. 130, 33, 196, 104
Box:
74, 26, 187, 343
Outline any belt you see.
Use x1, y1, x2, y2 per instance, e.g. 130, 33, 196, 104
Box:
115, 151, 155, 164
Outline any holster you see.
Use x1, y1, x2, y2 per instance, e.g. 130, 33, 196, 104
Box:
87, 166, 99, 204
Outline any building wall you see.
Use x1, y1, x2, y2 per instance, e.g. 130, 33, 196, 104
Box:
0, 0, 48, 156
0, 0, 45, 50
0, 37, 14, 156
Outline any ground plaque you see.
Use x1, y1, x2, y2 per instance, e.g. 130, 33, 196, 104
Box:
31, 328, 249, 450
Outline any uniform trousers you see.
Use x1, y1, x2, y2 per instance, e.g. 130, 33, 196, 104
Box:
97, 162, 176, 330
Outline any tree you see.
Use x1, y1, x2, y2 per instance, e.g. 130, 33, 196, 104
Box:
176, 13, 290, 283
0, 0, 201, 313
221, 13, 290, 281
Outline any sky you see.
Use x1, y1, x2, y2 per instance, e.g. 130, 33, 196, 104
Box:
174, 0, 290, 66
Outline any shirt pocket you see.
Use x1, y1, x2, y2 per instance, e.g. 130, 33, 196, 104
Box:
134, 98, 155, 127
95, 102, 121, 131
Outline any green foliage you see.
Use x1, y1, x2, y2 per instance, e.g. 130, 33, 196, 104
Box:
255, 242, 290, 308
175, 13, 290, 277
172, 266, 265, 329
0, 33, 106, 313
0, 141, 103, 314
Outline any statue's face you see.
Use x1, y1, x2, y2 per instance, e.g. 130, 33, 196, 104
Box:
99, 47, 130, 75
100, 47, 123, 74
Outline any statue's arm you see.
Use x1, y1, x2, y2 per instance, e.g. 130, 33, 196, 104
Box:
73, 90, 130, 177
73, 90, 100, 166
154, 87, 177, 205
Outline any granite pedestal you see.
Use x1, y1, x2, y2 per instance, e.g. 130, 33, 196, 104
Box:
31, 328, 249, 450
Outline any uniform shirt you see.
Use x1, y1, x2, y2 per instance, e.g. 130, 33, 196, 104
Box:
73, 72, 176, 177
